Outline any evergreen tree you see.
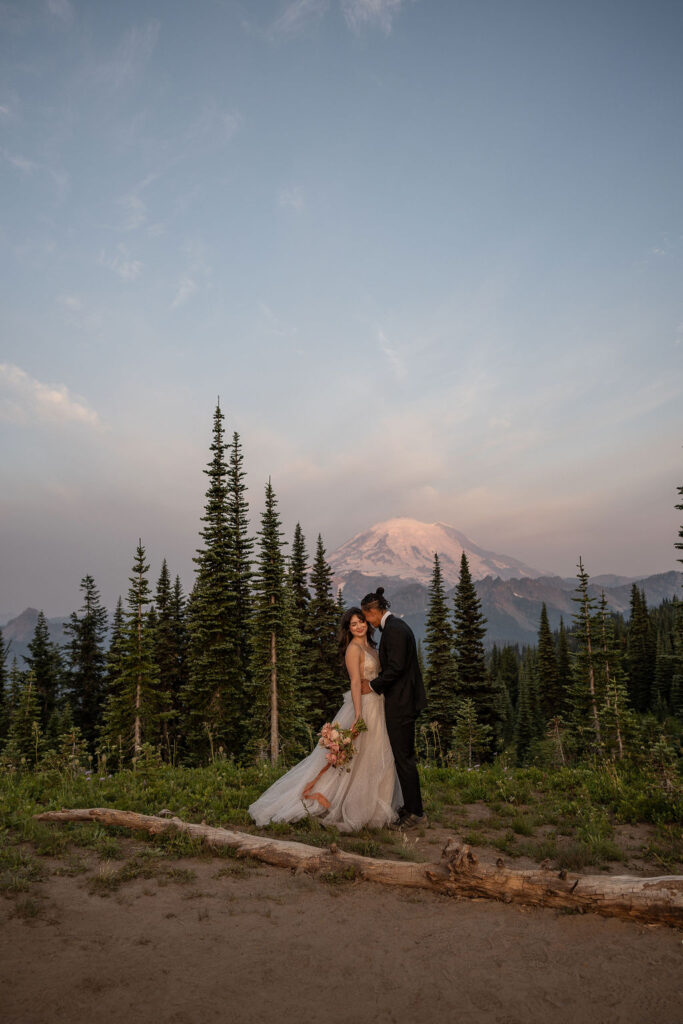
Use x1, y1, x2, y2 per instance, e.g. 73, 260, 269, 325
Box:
673, 484, 683, 718
556, 618, 571, 714
0, 627, 9, 743
513, 651, 538, 765
99, 541, 167, 761
305, 533, 343, 725
289, 523, 311, 613
626, 585, 654, 713
569, 557, 603, 753
152, 559, 184, 757
336, 587, 345, 617
104, 598, 125, 700
597, 592, 632, 759
3, 672, 43, 766
423, 554, 459, 757
63, 574, 108, 749
226, 430, 253, 689
453, 552, 496, 737
170, 574, 189, 754
536, 603, 560, 723
248, 480, 302, 762
182, 403, 243, 759
451, 698, 492, 768
288, 523, 313, 714
24, 610, 63, 731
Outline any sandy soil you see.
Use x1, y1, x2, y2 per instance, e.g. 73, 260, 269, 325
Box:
1, 838, 681, 1024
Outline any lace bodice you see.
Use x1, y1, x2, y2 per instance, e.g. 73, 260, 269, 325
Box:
361, 645, 380, 683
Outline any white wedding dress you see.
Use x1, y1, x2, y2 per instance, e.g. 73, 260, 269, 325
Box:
248, 646, 403, 833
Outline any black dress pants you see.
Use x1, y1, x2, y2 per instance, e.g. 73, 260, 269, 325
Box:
385, 715, 424, 816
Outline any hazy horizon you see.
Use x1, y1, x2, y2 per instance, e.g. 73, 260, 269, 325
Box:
1, 0, 681, 618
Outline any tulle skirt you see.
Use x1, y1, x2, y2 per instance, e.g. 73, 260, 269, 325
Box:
248, 688, 403, 833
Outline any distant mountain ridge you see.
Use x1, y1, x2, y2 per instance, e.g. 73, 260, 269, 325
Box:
329, 518, 681, 646
3, 520, 680, 656
1, 607, 71, 667
337, 570, 682, 648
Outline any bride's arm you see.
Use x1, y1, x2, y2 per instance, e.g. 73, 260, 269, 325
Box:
344, 645, 363, 728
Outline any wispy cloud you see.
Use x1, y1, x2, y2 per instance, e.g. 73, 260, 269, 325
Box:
91, 21, 160, 92
46, 0, 74, 22
2, 148, 39, 174
115, 173, 158, 232
98, 245, 143, 281
0, 364, 101, 428
187, 102, 242, 145
171, 241, 211, 309
269, 0, 329, 40
278, 185, 305, 211
260, 302, 299, 338
377, 327, 406, 378
57, 294, 104, 334
340, 0, 405, 34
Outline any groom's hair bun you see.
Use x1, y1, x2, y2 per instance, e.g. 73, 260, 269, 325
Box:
361, 587, 391, 611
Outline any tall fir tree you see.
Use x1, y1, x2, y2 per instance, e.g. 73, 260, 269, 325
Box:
226, 430, 253, 691
536, 603, 560, 723
423, 554, 459, 757
287, 523, 313, 716
451, 698, 492, 768
626, 585, 655, 713
492, 644, 519, 748
63, 574, 108, 750
182, 403, 243, 759
556, 618, 572, 715
514, 650, 538, 765
0, 627, 9, 744
152, 559, 184, 757
24, 610, 64, 732
289, 523, 311, 613
305, 534, 343, 725
597, 592, 632, 759
3, 672, 43, 766
99, 541, 167, 761
453, 552, 496, 741
248, 480, 302, 762
569, 557, 603, 753
104, 598, 125, 701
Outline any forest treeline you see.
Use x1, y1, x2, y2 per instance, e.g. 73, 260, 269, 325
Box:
1, 403, 681, 775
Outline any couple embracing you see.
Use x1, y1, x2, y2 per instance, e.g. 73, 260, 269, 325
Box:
248, 587, 428, 833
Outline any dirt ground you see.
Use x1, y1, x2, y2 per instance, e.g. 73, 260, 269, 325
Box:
1, 837, 682, 1024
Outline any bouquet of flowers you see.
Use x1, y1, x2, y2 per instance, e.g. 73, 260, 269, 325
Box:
318, 718, 368, 772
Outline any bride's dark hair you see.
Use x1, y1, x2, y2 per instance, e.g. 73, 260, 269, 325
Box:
360, 586, 391, 612
337, 606, 377, 666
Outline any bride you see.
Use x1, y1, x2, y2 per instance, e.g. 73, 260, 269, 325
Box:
248, 607, 403, 833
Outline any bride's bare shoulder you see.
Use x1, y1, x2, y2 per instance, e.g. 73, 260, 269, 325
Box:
345, 640, 362, 661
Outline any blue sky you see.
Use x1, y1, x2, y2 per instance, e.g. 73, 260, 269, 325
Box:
1, 0, 681, 617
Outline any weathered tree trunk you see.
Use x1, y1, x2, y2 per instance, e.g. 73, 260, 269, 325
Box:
34, 807, 683, 928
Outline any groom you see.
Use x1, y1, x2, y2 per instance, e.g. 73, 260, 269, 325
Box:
361, 587, 427, 829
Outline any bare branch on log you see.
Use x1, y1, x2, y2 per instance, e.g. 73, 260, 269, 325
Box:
33, 808, 683, 929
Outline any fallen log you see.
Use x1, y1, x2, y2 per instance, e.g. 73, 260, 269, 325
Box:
34, 807, 683, 929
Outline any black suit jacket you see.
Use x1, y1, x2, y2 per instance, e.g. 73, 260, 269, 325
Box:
371, 615, 427, 721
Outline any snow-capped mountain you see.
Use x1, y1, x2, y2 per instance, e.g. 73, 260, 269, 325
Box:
329, 518, 549, 588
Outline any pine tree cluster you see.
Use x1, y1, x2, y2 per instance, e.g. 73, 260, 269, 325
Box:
0, 425, 680, 774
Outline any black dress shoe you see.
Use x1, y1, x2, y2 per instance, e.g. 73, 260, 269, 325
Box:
387, 808, 411, 831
